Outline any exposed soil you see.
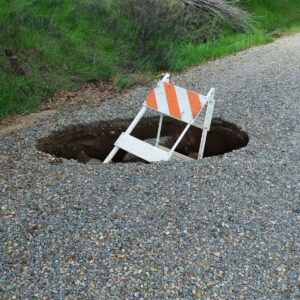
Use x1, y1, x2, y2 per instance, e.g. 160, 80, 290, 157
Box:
0, 110, 57, 139
0, 80, 123, 135
39, 79, 122, 111
37, 116, 249, 163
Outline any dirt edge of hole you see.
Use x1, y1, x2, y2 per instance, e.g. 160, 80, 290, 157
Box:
37, 117, 249, 164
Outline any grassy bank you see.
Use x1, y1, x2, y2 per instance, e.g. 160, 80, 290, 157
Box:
244, 0, 300, 31
0, 0, 300, 120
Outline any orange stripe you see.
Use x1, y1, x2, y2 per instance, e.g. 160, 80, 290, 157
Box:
187, 90, 201, 119
146, 90, 158, 111
164, 83, 181, 120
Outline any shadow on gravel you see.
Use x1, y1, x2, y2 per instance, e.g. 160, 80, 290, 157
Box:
37, 117, 249, 164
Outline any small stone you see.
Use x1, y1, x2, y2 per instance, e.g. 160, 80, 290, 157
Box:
212, 251, 221, 257
150, 267, 158, 272
189, 153, 198, 159
276, 266, 286, 272
86, 158, 102, 165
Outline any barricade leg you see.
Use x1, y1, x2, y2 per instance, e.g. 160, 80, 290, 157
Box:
103, 106, 147, 163
197, 88, 215, 160
168, 124, 191, 158
155, 114, 163, 147
198, 129, 208, 159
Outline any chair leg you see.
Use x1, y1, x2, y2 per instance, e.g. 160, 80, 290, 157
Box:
103, 106, 147, 163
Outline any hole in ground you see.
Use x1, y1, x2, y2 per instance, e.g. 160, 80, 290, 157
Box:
37, 117, 249, 164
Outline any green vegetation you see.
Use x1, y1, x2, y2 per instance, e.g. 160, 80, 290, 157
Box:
0, 0, 300, 120
243, 0, 300, 31
170, 33, 273, 71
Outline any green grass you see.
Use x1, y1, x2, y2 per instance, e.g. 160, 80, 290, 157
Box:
170, 33, 273, 71
169, 0, 300, 71
0, 0, 118, 119
0, 0, 300, 120
244, 0, 300, 31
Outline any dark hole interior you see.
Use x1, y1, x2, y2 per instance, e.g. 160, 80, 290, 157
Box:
37, 116, 249, 164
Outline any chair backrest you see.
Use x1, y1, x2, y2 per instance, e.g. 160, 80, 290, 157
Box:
145, 81, 208, 124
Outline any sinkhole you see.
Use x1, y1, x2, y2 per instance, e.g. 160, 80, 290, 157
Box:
37, 117, 249, 164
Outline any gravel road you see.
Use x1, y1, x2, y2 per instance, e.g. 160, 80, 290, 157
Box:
1, 33, 300, 299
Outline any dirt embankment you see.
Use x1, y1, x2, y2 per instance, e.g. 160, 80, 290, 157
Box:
0, 79, 122, 139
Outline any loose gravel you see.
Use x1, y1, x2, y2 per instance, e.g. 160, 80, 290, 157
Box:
1, 33, 300, 299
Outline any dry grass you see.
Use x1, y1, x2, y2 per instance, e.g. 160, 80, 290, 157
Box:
182, 0, 251, 31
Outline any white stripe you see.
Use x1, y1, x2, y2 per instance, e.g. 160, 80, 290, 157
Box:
154, 82, 169, 116
200, 95, 208, 108
193, 94, 206, 120
174, 85, 194, 124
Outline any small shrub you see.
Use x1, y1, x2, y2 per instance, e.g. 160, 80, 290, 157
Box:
113, 75, 134, 91
182, 0, 251, 32
109, 0, 250, 71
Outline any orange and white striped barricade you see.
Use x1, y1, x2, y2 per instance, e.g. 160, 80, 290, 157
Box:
103, 73, 215, 163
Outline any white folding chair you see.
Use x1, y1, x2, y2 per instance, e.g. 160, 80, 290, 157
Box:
103, 74, 215, 163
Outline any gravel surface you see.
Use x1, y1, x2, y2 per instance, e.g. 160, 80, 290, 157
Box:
1, 33, 300, 299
